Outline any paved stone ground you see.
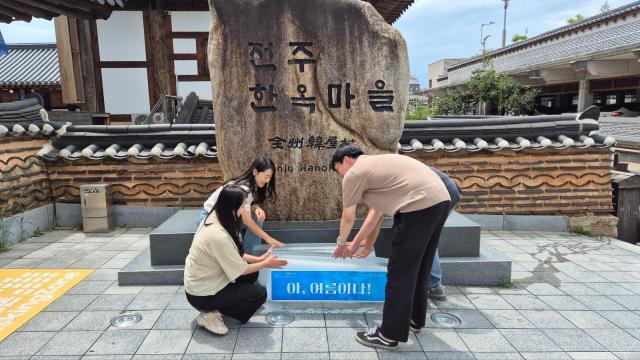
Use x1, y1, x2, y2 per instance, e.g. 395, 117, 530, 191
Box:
1, 229, 640, 360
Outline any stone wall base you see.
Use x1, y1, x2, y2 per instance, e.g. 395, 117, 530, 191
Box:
568, 214, 618, 238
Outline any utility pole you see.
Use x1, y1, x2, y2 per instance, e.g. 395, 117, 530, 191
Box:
502, 0, 510, 48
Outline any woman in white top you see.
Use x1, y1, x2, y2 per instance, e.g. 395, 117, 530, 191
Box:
198, 155, 285, 253
185, 185, 288, 335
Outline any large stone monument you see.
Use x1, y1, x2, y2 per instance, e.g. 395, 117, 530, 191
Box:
208, 0, 410, 220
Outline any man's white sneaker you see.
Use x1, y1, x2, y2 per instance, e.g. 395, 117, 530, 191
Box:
196, 311, 228, 335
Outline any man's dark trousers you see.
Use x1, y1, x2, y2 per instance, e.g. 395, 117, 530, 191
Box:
381, 200, 450, 342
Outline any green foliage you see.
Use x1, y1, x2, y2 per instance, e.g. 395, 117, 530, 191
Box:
511, 33, 528, 42
505, 87, 541, 116
468, 66, 499, 105
567, 14, 585, 24
432, 91, 472, 115
465, 63, 539, 115
405, 105, 430, 120
569, 226, 593, 237
0, 193, 52, 248
498, 277, 514, 288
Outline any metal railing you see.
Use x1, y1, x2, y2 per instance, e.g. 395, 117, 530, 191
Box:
138, 95, 183, 125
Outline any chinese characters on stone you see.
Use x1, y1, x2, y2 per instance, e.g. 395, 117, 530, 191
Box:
267, 136, 354, 150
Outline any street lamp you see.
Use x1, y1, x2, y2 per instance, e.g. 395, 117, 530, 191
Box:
502, 0, 510, 48
480, 21, 494, 50
482, 35, 492, 52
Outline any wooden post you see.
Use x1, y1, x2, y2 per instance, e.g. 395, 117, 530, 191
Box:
77, 18, 98, 112
54, 16, 81, 104
144, 4, 175, 115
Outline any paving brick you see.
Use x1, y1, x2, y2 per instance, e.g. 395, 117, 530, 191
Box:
36, 330, 102, 356
583, 328, 640, 352
17, 311, 78, 332
185, 327, 238, 354
0, 331, 56, 356
499, 329, 561, 352
481, 310, 536, 329
87, 329, 149, 355
456, 329, 515, 352
415, 328, 469, 352
282, 327, 328, 353
235, 327, 282, 353
542, 329, 606, 352
136, 329, 193, 355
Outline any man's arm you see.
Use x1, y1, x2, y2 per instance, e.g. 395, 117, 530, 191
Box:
333, 205, 357, 259
348, 208, 384, 256
353, 209, 384, 258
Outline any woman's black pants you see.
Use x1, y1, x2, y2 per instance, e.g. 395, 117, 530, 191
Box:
380, 201, 450, 342
185, 272, 267, 323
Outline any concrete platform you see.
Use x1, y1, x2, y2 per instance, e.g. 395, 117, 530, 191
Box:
149, 210, 480, 265
118, 241, 510, 286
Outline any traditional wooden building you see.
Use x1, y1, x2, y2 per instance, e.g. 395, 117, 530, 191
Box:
0, 43, 65, 109
0, 0, 415, 122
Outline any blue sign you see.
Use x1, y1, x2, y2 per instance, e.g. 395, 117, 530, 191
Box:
0, 30, 7, 56
271, 270, 387, 302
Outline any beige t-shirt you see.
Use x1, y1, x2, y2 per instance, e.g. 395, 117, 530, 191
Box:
184, 212, 249, 296
342, 154, 451, 216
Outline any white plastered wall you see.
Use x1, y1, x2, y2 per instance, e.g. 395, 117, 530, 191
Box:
97, 11, 150, 114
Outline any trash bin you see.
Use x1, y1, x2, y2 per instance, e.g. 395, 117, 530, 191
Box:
80, 184, 114, 233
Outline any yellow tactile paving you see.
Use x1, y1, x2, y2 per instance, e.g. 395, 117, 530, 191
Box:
0, 269, 93, 341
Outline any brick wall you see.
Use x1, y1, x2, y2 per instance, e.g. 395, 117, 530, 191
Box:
43, 147, 613, 217
0, 138, 52, 217
47, 157, 224, 207
408, 147, 613, 216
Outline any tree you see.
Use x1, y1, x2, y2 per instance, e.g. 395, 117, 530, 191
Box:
505, 87, 541, 115
431, 91, 471, 115
405, 105, 431, 120
465, 62, 539, 115
567, 14, 585, 24
511, 34, 528, 42
467, 66, 499, 110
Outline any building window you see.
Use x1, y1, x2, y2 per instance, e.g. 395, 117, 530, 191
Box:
593, 94, 602, 104
624, 94, 637, 103
429, 79, 432, 89
540, 97, 554, 108
606, 94, 617, 105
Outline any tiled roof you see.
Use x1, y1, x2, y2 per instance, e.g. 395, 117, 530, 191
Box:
0, 1, 125, 23
0, 44, 59, 87
449, 0, 640, 71
364, 0, 415, 24
0, 1, 411, 24
0, 98, 615, 160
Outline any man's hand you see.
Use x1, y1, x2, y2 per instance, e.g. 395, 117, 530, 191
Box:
255, 208, 266, 222
353, 245, 374, 258
332, 244, 351, 259
347, 240, 363, 257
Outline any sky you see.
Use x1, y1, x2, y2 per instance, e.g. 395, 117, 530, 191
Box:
0, 0, 635, 88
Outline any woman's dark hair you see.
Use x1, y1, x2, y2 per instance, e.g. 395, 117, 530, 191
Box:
330, 143, 364, 171
228, 155, 276, 204
209, 185, 247, 254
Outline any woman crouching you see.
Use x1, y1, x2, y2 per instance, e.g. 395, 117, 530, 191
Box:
184, 184, 288, 335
